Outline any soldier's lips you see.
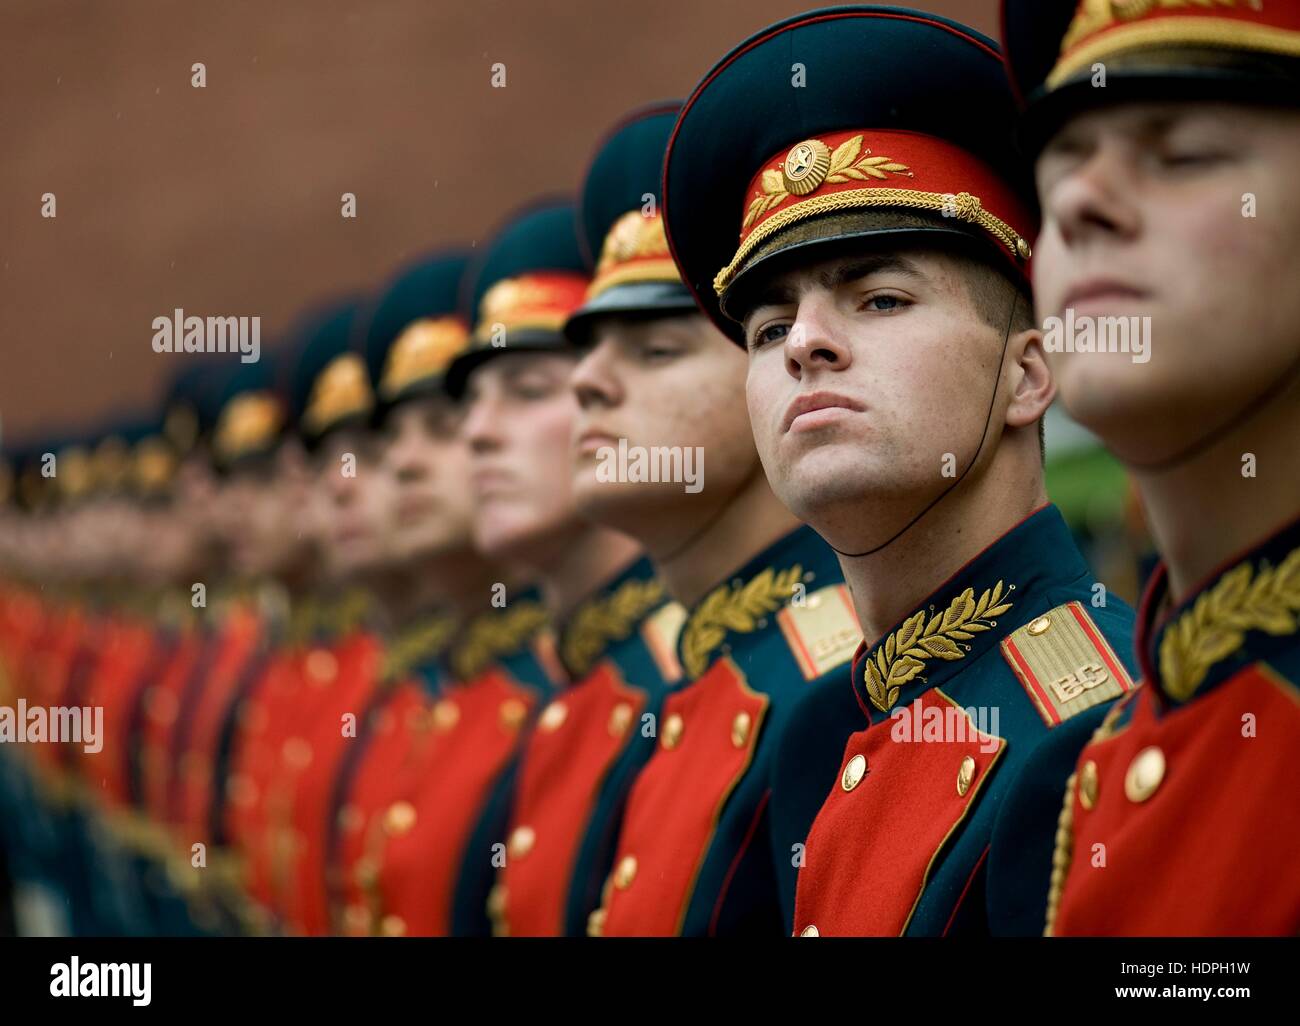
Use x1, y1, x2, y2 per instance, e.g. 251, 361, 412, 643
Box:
471, 469, 517, 497
1057, 279, 1150, 316
782, 390, 867, 434
396, 495, 438, 522
575, 429, 619, 456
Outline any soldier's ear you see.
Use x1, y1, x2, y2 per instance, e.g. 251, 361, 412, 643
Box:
1004, 328, 1056, 430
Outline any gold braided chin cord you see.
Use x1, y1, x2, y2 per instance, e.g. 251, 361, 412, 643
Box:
1043, 769, 1078, 937
713, 188, 1028, 296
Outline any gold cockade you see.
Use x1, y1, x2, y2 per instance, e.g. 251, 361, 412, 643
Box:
743, 134, 913, 231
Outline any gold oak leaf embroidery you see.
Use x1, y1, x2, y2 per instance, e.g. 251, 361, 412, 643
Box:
742, 135, 913, 231
451, 602, 549, 680
561, 578, 665, 678
864, 581, 1014, 712
680, 565, 804, 678
1159, 546, 1300, 701
381, 615, 456, 682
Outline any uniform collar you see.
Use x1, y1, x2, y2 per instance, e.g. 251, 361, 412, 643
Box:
555, 556, 666, 681
443, 588, 552, 682
676, 524, 845, 680
850, 503, 1088, 719
1140, 510, 1300, 710
380, 610, 458, 684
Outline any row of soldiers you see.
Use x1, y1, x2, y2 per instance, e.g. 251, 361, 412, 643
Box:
0, 2, 1297, 937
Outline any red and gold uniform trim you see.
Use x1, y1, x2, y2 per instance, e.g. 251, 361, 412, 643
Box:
587, 210, 682, 300
472, 271, 589, 342
379, 316, 469, 399
214, 390, 285, 463
715, 128, 1034, 295
1050, 1, 1300, 90
1001, 601, 1137, 727
303, 352, 373, 437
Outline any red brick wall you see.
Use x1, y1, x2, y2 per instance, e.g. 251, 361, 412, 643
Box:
0, 0, 996, 442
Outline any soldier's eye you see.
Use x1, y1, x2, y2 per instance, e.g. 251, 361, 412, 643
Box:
747, 322, 790, 350
860, 293, 909, 313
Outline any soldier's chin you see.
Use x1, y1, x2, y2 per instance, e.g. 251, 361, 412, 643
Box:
773, 443, 876, 520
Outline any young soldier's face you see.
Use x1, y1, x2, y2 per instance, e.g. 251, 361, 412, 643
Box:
1033, 102, 1300, 464
569, 313, 761, 534
460, 351, 583, 562
222, 445, 314, 579
742, 249, 1036, 537
380, 397, 476, 562
312, 428, 395, 581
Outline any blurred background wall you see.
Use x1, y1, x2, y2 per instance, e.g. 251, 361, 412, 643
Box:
0, 0, 999, 442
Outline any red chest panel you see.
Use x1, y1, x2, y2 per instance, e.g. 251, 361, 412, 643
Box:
502, 663, 648, 936
222, 650, 298, 859
332, 682, 439, 932
139, 632, 203, 821
279, 632, 382, 934
602, 658, 767, 936
79, 621, 154, 807
1055, 665, 1300, 936
793, 688, 1005, 936
175, 610, 260, 842
377, 668, 536, 935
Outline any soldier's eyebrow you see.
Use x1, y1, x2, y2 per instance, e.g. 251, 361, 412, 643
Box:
742, 254, 928, 324
816, 255, 926, 293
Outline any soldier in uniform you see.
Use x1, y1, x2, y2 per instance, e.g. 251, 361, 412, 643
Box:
567, 106, 862, 937
1002, 0, 1300, 934
358, 201, 650, 937
321, 251, 510, 936
661, 5, 1139, 935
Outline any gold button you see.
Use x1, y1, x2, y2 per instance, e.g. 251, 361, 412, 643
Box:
384, 800, 417, 836
353, 856, 378, 888
1027, 615, 1052, 636
1125, 746, 1165, 803
608, 702, 633, 737
337, 803, 364, 834
282, 737, 312, 770
539, 701, 568, 732
499, 697, 528, 730
1016, 237, 1032, 261
587, 907, 607, 937
433, 699, 460, 731
614, 854, 637, 890
343, 903, 371, 936
800, 924, 819, 937
509, 825, 536, 859
841, 753, 867, 792
957, 755, 976, 797
487, 883, 507, 917
663, 713, 684, 750
305, 648, 338, 685
731, 711, 752, 748
1079, 760, 1099, 811
379, 914, 406, 937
